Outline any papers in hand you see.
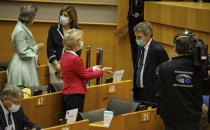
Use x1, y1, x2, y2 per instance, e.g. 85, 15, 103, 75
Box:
65, 108, 78, 123
113, 70, 124, 82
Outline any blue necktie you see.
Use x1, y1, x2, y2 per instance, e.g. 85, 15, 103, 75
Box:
8, 112, 12, 125
136, 47, 145, 87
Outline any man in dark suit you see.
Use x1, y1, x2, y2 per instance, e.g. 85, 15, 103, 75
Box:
128, 0, 161, 68
0, 84, 41, 130
133, 21, 169, 103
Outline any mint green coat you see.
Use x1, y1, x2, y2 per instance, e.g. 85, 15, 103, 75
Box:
7, 21, 40, 87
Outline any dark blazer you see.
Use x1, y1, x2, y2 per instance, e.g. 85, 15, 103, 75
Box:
47, 24, 81, 63
134, 40, 169, 102
0, 104, 41, 130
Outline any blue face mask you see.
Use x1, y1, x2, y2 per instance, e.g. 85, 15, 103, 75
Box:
136, 40, 144, 46
60, 16, 69, 26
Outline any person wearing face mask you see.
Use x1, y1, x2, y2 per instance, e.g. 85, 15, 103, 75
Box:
0, 84, 41, 130
133, 21, 169, 103
47, 5, 82, 84
7, 4, 44, 87
60, 29, 112, 114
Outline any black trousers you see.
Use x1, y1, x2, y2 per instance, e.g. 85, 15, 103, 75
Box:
63, 94, 85, 113
133, 87, 145, 102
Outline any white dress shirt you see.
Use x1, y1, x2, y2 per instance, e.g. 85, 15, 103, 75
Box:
0, 101, 15, 130
139, 38, 152, 88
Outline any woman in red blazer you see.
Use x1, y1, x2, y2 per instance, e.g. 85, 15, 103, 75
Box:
60, 29, 111, 113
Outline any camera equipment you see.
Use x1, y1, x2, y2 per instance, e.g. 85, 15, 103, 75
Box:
176, 29, 210, 71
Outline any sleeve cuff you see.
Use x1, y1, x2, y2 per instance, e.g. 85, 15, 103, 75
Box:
92, 66, 96, 72
33, 45, 39, 52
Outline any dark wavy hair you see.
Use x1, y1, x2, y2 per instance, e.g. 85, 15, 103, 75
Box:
60, 5, 78, 28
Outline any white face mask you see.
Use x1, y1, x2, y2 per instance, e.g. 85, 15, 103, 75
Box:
60, 16, 69, 26
8, 104, 21, 113
77, 41, 84, 51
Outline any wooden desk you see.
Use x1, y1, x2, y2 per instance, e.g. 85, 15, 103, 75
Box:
89, 109, 164, 130
84, 80, 132, 111
22, 80, 132, 128
90, 115, 123, 130
44, 120, 89, 130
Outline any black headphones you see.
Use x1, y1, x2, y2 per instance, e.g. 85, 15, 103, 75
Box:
173, 32, 192, 54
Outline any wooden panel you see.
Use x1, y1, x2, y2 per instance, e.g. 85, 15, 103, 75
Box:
37, 65, 49, 85
0, 71, 6, 93
117, 0, 128, 29
90, 109, 164, 130
84, 80, 132, 111
144, 2, 210, 33
144, 2, 210, 59
122, 109, 164, 130
0, 1, 117, 23
90, 115, 123, 130
44, 120, 89, 130
151, 22, 210, 57
22, 92, 63, 128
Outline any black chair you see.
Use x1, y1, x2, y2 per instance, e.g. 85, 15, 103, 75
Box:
19, 85, 48, 96
107, 97, 141, 116
78, 108, 106, 123
48, 82, 63, 93
0, 61, 10, 71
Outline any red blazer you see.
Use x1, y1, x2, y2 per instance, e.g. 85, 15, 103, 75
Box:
60, 52, 103, 95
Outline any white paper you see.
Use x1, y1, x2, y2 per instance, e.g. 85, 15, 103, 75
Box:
65, 108, 78, 123
104, 111, 113, 127
112, 70, 124, 82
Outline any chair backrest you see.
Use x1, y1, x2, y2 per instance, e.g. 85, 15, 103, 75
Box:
0, 61, 10, 71
79, 108, 106, 123
20, 85, 48, 96
48, 83, 63, 93
107, 97, 140, 116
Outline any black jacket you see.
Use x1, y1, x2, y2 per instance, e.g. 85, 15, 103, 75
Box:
47, 24, 81, 63
133, 40, 169, 102
158, 56, 210, 127
0, 104, 41, 130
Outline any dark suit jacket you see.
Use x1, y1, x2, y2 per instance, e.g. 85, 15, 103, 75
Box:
134, 40, 169, 102
47, 24, 81, 63
0, 104, 41, 130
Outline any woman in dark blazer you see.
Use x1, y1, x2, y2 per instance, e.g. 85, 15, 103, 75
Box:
47, 5, 82, 83
60, 29, 112, 113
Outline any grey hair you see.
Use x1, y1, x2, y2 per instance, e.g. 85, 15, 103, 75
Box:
134, 21, 153, 37
63, 29, 83, 50
18, 4, 38, 24
0, 84, 23, 100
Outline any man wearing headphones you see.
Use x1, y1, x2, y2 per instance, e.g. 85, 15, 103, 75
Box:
157, 32, 210, 130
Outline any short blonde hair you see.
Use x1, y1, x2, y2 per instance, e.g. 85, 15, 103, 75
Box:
63, 29, 83, 50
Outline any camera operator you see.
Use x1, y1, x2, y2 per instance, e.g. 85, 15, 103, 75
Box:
157, 32, 210, 130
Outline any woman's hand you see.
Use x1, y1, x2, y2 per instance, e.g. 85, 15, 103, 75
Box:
93, 65, 102, 71
102, 67, 112, 73
37, 42, 44, 50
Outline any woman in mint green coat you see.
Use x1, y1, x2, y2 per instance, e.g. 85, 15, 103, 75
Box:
7, 5, 44, 87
